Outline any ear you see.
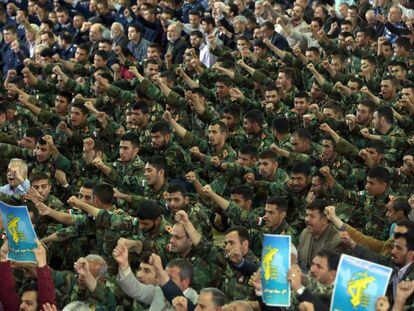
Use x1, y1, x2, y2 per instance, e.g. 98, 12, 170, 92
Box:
184, 196, 189, 205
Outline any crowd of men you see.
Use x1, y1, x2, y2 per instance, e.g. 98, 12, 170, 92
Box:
0, 0, 414, 309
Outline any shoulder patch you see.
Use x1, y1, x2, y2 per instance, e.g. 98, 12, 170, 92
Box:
163, 191, 169, 200
223, 150, 228, 158
165, 225, 173, 234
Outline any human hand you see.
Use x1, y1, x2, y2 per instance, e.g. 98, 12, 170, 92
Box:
287, 264, 302, 291
33, 239, 47, 268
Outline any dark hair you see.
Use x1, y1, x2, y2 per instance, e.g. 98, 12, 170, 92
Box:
293, 128, 311, 142
95, 49, 109, 60
29, 172, 50, 183
394, 231, 414, 251
367, 166, 390, 184
130, 102, 149, 114
359, 99, 376, 112
150, 121, 171, 135
225, 226, 251, 246
272, 117, 290, 134
167, 183, 188, 197
210, 120, 229, 135
92, 183, 114, 205
395, 37, 411, 51
259, 149, 278, 161
291, 162, 312, 177
266, 196, 288, 212
306, 199, 329, 215
239, 144, 258, 158
315, 249, 340, 271
81, 180, 96, 189
71, 101, 89, 115
128, 24, 143, 34
244, 110, 264, 125
230, 185, 254, 201
376, 105, 394, 125
120, 132, 140, 148
25, 128, 43, 140
392, 197, 411, 218
190, 30, 203, 39
222, 105, 240, 118
56, 90, 73, 103
366, 140, 386, 154
147, 155, 167, 173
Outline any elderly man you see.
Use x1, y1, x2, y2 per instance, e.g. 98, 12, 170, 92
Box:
0, 158, 30, 195
166, 22, 188, 64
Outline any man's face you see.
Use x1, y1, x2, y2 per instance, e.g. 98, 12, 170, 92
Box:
388, 7, 402, 23
347, 81, 359, 93
265, 90, 279, 106
35, 143, 51, 162
365, 176, 387, 196
242, 118, 255, 134
366, 147, 382, 164
234, 19, 246, 34
253, 45, 266, 58
355, 32, 368, 47
373, 111, 381, 130
208, 124, 225, 147
119, 140, 138, 162
259, 158, 277, 179
3, 30, 17, 44
111, 24, 122, 38
310, 255, 332, 285
201, 21, 213, 34
291, 173, 308, 192
224, 231, 246, 256
145, 63, 159, 78
391, 66, 406, 80
310, 176, 326, 197
40, 33, 53, 46
89, 26, 102, 43
356, 104, 372, 125
290, 135, 308, 153
291, 5, 303, 21
305, 50, 318, 62
98, 42, 111, 52
151, 131, 168, 149
391, 237, 410, 267
130, 109, 147, 127
7, 164, 25, 187
73, 15, 85, 29
54, 95, 68, 114
331, 57, 343, 73
128, 26, 140, 41
189, 14, 201, 28
321, 139, 335, 162
169, 224, 192, 253
167, 24, 180, 43
57, 11, 68, 24
195, 292, 217, 311
263, 204, 284, 228
230, 193, 250, 211
276, 72, 288, 89
78, 187, 93, 204
167, 191, 187, 214
138, 218, 157, 231
94, 54, 106, 68
19, 290, 37, 311
75, 47, 88, 63
190, 35, 202, 48
310, 21, 321, 33
32, 178, 51, 198
305, 209, 327, 235
386, 201, 401, 223
294, 97, 308, 115
137, 262, 158, 285
401, 88, 414, 104
144, 163, 159, 186
215, 82, 230, 98
19, 135, 37, 149
237, 152, 256, 167
220, 113, 236, 130
147, 47, 160, 60
70, 107, 87, 127
380, 80, 395, 99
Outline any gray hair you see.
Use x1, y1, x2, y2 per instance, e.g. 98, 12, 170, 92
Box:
224, 301, 253, 311
9, 158, 28, 178
167, 258, 194, 282
234, 15, 248, 24
85, 254, 108, 278
62, 301, 92, 311
200, 288, 226, 307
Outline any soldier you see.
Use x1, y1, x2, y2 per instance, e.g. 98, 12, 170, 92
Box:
242, 110, 272, 150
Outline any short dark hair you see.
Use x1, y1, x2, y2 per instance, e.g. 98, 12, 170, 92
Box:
291, 162, 312, 177
272, 117, 290, 134
25, 128, 43, 140
244, 109, 264, 125
210, 120, 228, 135
71, 101, 89, 115
92, 183, 114, 205
266, 196, 288, 212
315, 250, 340, 271
359, 99, 376, 112
392, 197, 411, 218
238, 144, 258, 158
259, 149, 278, 161
29, 172, 50, 183
306, 199, 329, 215
147, 155, 167, 173
366, 140, 386, 154
230, 185, 254, 201
225, 226, 251, 246
130, 102, 149, 114
293, 128, 311, 142
367, 166, 390, 184
394, 231, 414, 251
222, 105, 240, 119
167, 183, 188, 196
376, 105, 394, 124
151, 121, 171, 135
121, 132, 140, 148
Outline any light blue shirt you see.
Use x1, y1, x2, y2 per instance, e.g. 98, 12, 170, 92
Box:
0, 179, 30, 195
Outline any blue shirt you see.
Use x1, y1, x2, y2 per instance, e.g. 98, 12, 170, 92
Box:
0, 179, 30, 195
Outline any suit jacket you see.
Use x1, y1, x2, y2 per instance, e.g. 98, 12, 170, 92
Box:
116, 267, 197, 311
354, 245, 414, 306
166, 38, 188, 64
